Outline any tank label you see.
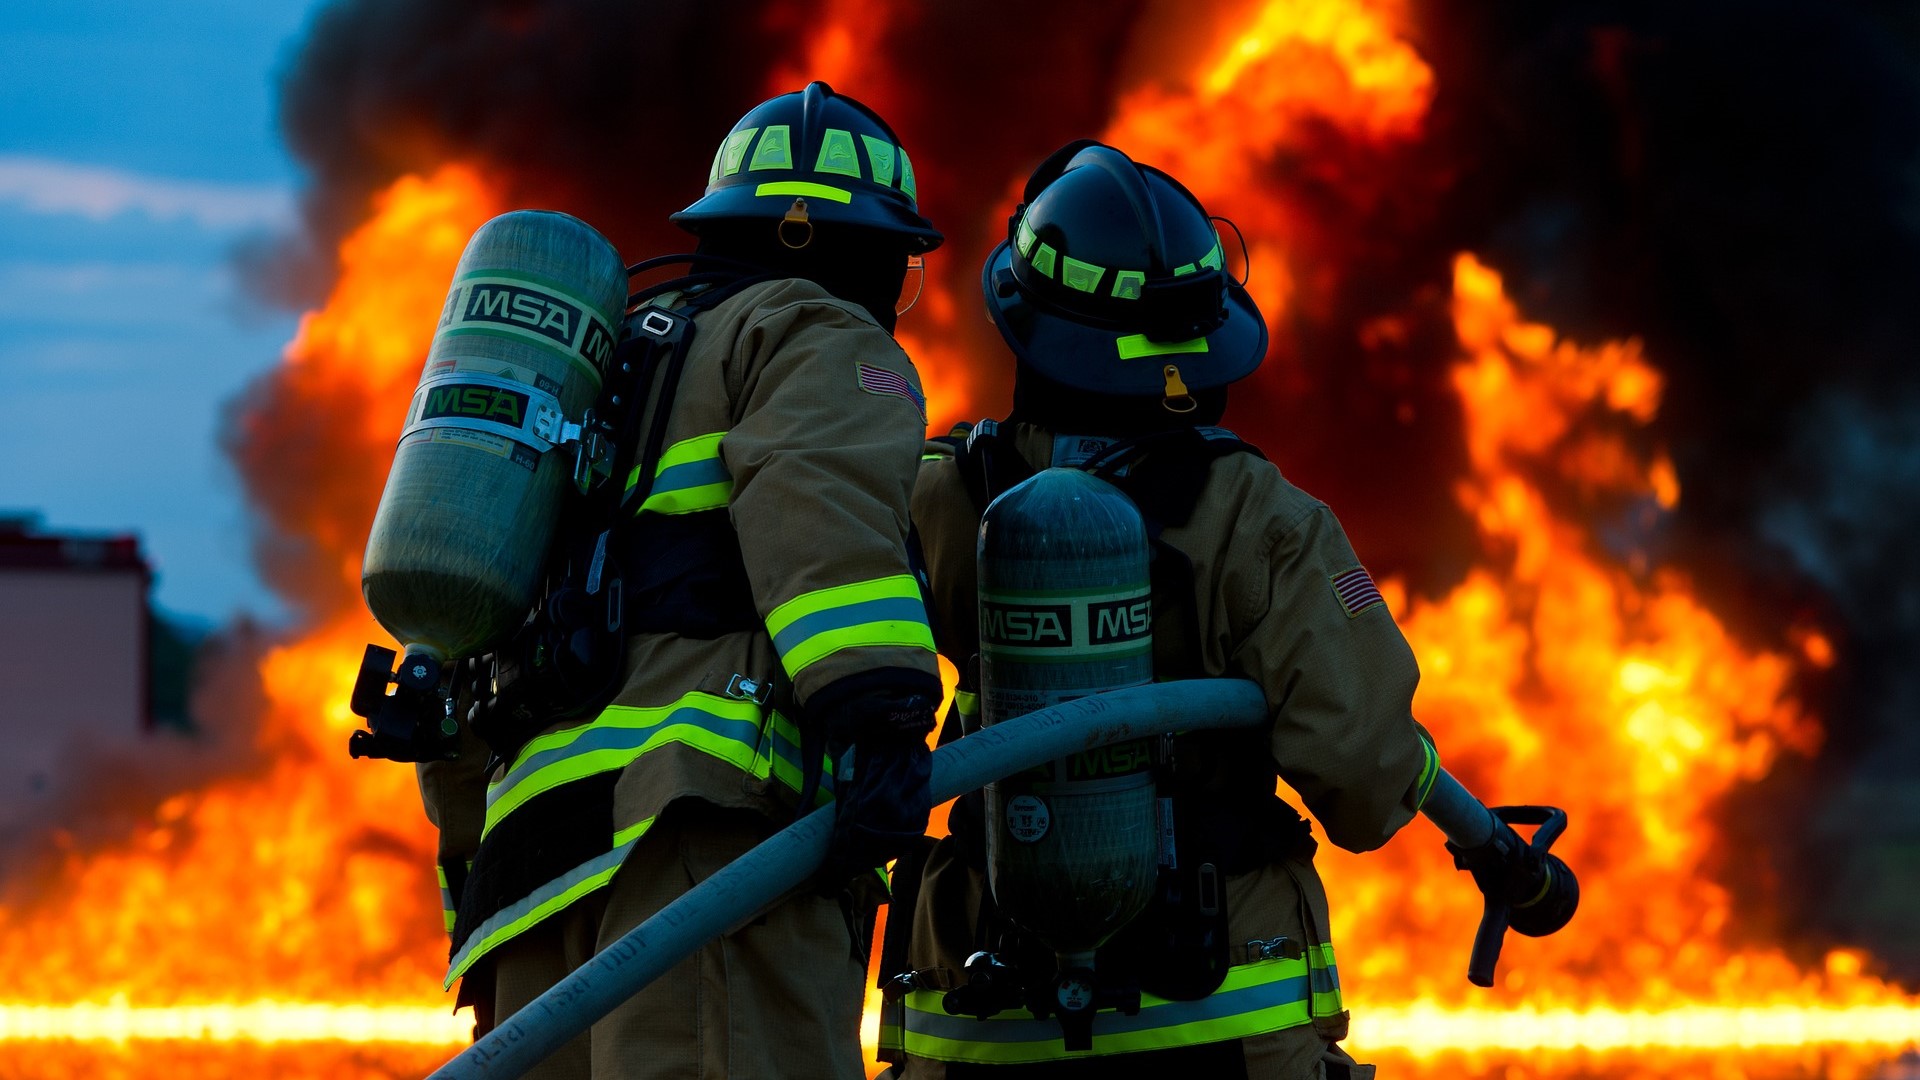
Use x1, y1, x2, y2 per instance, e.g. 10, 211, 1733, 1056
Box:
1005, 795, 1051, 843
402, 370, 566, 458
980, 587, 1151, 658
436, 272, 617, 382
420, 382, 531, 427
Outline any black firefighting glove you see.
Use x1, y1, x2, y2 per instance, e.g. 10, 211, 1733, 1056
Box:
807, 668, 941, 893
1446, 819, 1540, 902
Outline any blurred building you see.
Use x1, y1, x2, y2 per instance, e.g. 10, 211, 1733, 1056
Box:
0, 514, 152, 845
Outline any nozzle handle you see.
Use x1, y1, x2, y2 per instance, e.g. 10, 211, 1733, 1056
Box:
1422, 770, 1579, 987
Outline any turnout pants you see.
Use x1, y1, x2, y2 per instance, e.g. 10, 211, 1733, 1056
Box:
479, 803, 869, 1080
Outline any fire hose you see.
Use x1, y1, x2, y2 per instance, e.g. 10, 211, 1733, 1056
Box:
427, 679, 1577, 1079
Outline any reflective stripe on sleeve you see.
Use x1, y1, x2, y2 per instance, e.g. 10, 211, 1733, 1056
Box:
1412, 731, 1441, 811
1308, 940, 1343, 1018
627, 432, 731, 515
901, 949, 1334, 1064
436, 863, 457, 935
764, 575, 935, 681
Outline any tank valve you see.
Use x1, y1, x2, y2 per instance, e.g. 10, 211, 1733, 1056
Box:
348, 644, 459, 762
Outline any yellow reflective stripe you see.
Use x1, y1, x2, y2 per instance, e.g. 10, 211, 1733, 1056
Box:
1060, 256, 1104, 294
436, 864, 455, 933
1112, 270, 1145, 299
862, 135, 898, 188
754, 180, 853, 204
482, 692, 768, 837
1309, 941, 1343, 1017
1117, 334, 1210, 360
780, 620, 936, 679
1413, 732, 1441, 810
748, 125, 792, 170
767, 575, 924, 636
900, 954, 1316, 1064
765, 575, 934, 679
816, 128, 861, 177
1031, 242, 1057, 279
627, 432, 731, 516
444, 839, 638, 987
900, 146, 917, 202
720, 127, 758, 176
1015, 213, 1037, 257
612, 814, 656, 851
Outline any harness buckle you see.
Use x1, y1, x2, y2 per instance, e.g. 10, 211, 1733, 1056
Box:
1244, 935, 1304, 963
725, 673, 773, 705
638, 309, 677, 339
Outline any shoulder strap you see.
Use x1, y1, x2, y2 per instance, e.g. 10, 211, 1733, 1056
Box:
1081, 427, 1263, 531
615, 268, 772, 516
949, 419, 1042, 512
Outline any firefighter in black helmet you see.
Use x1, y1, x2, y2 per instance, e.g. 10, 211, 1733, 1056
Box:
887, 141, 1441, 1079
421, 83, 945, 1079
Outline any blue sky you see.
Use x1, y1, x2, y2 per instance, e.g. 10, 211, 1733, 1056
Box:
0, 1, 330, 627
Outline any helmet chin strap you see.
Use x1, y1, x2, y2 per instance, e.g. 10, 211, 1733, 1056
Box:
896, 254, 926, 317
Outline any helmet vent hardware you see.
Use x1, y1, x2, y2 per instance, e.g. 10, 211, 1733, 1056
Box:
778, 198, 813, 250
1162, 364, 1197, 413
1212, 215, 1252, 289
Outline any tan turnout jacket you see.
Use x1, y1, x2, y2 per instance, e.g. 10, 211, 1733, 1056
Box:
898, 420, 1436, 1078
420, 276, 940, 988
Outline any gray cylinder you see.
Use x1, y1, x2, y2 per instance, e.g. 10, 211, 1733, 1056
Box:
978, 468, 1159, 960
362, 210, 627, 661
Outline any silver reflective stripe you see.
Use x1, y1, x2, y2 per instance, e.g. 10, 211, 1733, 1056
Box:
906, 972, 1308, 1047
444, 837, 637, 987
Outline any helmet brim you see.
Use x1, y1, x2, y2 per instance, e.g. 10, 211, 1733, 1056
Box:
671, 185, 944, 253
981, 241, 1266, 395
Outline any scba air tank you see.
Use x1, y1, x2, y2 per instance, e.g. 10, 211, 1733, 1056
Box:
361, 210, 628, 663
979, 467, 1159, 970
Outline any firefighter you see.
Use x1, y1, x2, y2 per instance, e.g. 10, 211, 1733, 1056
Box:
889, 141, 1442, 1078
419, 83, 944, 1079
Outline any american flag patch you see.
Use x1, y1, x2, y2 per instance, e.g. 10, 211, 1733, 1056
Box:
856, 362, 926, 421
1330, 566, 1384, 618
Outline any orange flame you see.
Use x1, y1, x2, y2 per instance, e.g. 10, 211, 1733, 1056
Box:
1315, 256, 1903, 1035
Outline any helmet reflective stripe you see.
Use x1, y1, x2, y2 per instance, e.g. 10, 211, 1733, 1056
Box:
900, 146, 917, 201
1174, 241, 1225, 277
720, 127, 758, 176
1116, 334, 1209, 360
749, 125, 793, 170
816, 128, 861, 177
1015, 209, 1159, 301
755, 180, 853, 204
862, 134, 897, 186
1060, 255, 1104, 294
